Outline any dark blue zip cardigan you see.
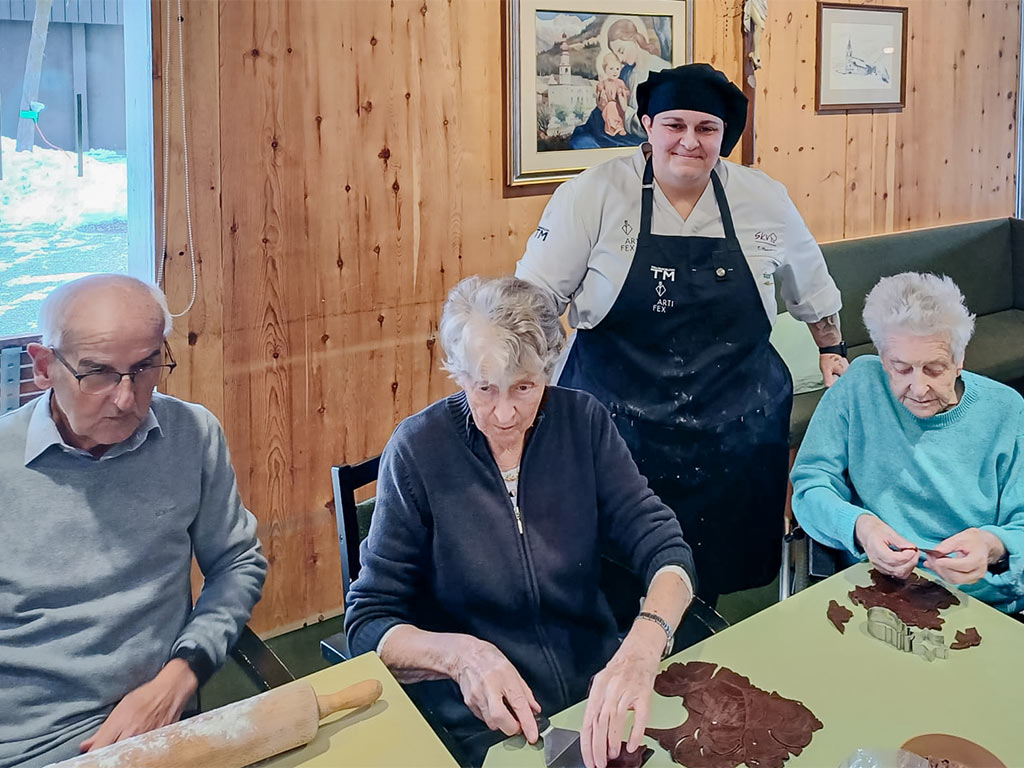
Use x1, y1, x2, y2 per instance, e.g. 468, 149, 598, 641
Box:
345, 386, 695, 764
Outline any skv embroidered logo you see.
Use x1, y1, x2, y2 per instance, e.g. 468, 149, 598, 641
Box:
533, 226, 549, 242
754, 231, 778, 245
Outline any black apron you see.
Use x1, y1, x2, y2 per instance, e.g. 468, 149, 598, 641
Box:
559, 156, 792, 599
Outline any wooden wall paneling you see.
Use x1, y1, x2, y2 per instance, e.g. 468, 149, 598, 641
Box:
693, 0, 743, 86
156, 0, 226, 420
457, 0, 548, 281
893, 0, 1018, 230
217, 0, 314, 630
843, 112, 875, 237
755, 0, 847, 241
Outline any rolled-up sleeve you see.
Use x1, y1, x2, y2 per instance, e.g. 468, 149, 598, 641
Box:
775, 187, 842, 323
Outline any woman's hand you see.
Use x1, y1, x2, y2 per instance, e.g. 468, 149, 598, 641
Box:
580, 620, 663, 768
854, 514, 919, 579
926, 528, 1006, 585
819, 353, 849, 387
454, 636, 542, 743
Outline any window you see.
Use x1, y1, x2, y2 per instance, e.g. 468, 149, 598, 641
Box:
0, 0, 153, 339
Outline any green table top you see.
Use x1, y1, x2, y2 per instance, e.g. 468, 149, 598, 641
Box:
485, 562, 1023, 767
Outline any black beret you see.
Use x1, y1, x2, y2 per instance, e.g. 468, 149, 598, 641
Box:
636, 63, 748, 155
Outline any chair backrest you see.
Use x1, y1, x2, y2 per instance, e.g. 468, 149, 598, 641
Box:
1, 338, 44, 413
229, 624, 294, 691
332, 455, 381, 595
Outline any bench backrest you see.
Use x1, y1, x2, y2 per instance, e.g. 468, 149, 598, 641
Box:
778, 218, 1016, 347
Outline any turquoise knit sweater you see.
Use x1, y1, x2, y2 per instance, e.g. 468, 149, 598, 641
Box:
792, 355, 1024, 612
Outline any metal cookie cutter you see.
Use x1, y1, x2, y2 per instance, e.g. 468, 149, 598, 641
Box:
865, 607, 948, 661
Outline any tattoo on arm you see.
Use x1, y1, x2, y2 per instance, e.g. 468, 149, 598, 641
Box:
806, 313, 842, 347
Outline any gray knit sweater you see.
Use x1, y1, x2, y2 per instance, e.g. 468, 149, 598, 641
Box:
0, 392, 267, 768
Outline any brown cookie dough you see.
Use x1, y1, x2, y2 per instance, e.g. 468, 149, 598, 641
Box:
848, 568, 960, 630
607, 745, 654, 768
950, 626, 982, 650
827, 599, 853, 633
646, 662, 823, 768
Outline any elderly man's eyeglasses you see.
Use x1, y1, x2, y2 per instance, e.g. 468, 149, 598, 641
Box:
50, 342, 177, 395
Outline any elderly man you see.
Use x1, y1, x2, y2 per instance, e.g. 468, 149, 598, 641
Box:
0, 275, 267, 768
792, 272, 1024, 612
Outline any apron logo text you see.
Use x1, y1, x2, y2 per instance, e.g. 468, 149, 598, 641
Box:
651, 266, 676, 281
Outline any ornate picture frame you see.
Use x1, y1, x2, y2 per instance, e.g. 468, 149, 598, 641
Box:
503, 0, 691, 193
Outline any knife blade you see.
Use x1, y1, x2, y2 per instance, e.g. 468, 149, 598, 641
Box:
538, 716, 586, 768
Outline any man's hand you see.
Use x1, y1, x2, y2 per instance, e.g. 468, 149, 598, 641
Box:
580, 620, 663, 768
820, 354, 849, 387
453, 637, 541, 743
926, 528, 1007, 585
854, 514, 919, 579
80, 658, 198, 752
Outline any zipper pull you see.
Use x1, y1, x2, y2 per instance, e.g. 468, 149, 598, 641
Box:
513, 505, 524, 535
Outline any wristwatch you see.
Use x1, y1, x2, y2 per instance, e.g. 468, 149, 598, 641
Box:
818, 341, 848, 359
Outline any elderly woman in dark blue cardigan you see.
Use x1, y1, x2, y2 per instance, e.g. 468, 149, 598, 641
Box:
345, 276, 696, 768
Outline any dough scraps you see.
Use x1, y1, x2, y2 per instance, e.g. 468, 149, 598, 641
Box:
827, 599, 853, 633
949, 627, 982, 650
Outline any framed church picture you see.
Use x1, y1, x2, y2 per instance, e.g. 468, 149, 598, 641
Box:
816, 3, 908, 112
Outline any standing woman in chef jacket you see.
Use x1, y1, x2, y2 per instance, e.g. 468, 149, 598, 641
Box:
517, 63, 847, 605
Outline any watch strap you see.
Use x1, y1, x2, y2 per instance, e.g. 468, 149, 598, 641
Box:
818, 341, 848, 359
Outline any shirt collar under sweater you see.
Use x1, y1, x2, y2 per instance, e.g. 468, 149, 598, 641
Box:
23, 389, 161, 465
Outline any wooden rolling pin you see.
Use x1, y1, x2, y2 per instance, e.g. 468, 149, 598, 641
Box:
51, 678, 383, 768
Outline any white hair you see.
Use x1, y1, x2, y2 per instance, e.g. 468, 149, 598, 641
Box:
37, 274, 173, 347
862, 272, 976, 361
439, 276, 566, 386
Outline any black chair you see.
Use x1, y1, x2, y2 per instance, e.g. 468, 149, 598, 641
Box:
229, 624, 295, 691
321, 454, 728, 662
321, 455, 381, 663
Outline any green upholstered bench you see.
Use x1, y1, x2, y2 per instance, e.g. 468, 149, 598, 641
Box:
775, 217, 1024, 447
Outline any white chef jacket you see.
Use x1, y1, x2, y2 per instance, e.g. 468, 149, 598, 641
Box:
516, 146, 842, 332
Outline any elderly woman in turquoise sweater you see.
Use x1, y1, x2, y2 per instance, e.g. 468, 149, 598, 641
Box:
792, 272, 1024, 612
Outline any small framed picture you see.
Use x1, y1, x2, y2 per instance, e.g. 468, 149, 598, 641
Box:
815, 2, 908, 112
503, 0, 691, 192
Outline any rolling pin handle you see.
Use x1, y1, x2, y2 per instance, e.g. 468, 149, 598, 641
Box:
316, 679, 383, 719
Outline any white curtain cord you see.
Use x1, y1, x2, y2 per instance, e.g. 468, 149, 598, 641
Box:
156, 0, 197, 318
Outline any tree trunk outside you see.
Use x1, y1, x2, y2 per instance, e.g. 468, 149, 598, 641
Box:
16, 0, 55, 152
